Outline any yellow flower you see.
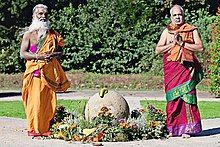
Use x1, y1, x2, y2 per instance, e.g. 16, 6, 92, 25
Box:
83, 128, 97, 136
70, 124, 77, 129
58, 124, 69, 129
149, 121, 160, 128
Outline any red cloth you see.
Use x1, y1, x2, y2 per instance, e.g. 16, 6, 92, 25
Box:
163, 53, 202, 136
166, 98, 202, 136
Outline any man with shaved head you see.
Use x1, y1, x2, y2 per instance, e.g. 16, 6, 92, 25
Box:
156, 5, 204, 138
20, 4, 70, 137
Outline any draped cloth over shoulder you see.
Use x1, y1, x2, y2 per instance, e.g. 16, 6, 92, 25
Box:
166, 23, 197, 63
163, 23, 203, 136
22, 29, 70, 134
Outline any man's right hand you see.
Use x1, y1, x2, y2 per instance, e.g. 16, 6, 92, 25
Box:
36, 52, 62, 61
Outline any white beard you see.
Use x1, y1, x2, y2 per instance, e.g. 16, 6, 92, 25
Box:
28, 19, 50, 40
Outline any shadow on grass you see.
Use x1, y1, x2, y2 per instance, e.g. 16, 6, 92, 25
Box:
0, 92, 21, 98
197, 127, 220, 136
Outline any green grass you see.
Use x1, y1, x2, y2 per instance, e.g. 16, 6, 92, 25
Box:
0, 101, 26, 119
0, 100, 87, 119
140, 100, 220, 119
198, 101, 220, 119
57, 99, 87, 115
0, 100, 220, 119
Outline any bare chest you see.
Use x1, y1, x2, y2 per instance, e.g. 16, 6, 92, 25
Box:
166, 33, 176, 44
29, 31, 38, 44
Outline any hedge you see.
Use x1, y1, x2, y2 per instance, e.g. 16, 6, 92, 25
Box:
0, 0, 218, 77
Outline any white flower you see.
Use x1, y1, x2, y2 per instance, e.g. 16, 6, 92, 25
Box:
58, 124, 69, 129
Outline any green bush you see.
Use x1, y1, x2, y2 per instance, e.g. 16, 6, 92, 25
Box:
50, 0, 216, 74
0, 0, 217, 76
0, 26, 24, 73
0, 0, 85, 73
185, 8, 216, 76
209, 17, 220, 96
50, 0, 166, 74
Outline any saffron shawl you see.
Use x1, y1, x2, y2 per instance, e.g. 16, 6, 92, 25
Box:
167, 23, 197, 63
22, 29, 70, 105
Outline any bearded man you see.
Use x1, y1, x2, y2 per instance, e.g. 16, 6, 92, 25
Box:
156, 5, 204, 138
20, 4, 70, 137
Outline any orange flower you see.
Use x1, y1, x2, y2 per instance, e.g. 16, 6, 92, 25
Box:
100, 106, 109, 112
149, 121, 160, 128
139, 108, 145, 113
73, 134, 82, 141
93, 132, 104, 142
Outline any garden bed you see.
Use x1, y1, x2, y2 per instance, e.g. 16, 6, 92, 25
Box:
50, 105, 168, 142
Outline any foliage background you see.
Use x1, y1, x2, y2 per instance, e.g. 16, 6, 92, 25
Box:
0, 0, 219, 94
208, 16, 220, 96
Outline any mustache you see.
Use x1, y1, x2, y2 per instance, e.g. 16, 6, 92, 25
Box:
39, 18, 47, 22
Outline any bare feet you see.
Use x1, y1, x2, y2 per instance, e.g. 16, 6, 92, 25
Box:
42, 131, 52, 137
168, 133, 173, 138
28, 131, 41, 137
182, 133, 190, 138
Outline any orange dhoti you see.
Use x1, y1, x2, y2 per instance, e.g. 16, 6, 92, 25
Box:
22, 60, 69, 135
22, 29, 70, 135
25, 76, 56, 133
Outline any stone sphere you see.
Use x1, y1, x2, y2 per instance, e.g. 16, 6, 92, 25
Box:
84, 89, 130, 121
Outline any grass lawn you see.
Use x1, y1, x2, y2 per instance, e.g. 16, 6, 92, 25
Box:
0, 100, 220, 119
0, 100, 87, 119
140, 100, 220, 119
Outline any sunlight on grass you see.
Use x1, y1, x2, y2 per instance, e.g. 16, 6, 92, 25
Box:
0, 101, 26, 119
140, 100, 220, 119
57, 99, 87, 115
0, 100, 220, 119
0, 100, 87, 119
